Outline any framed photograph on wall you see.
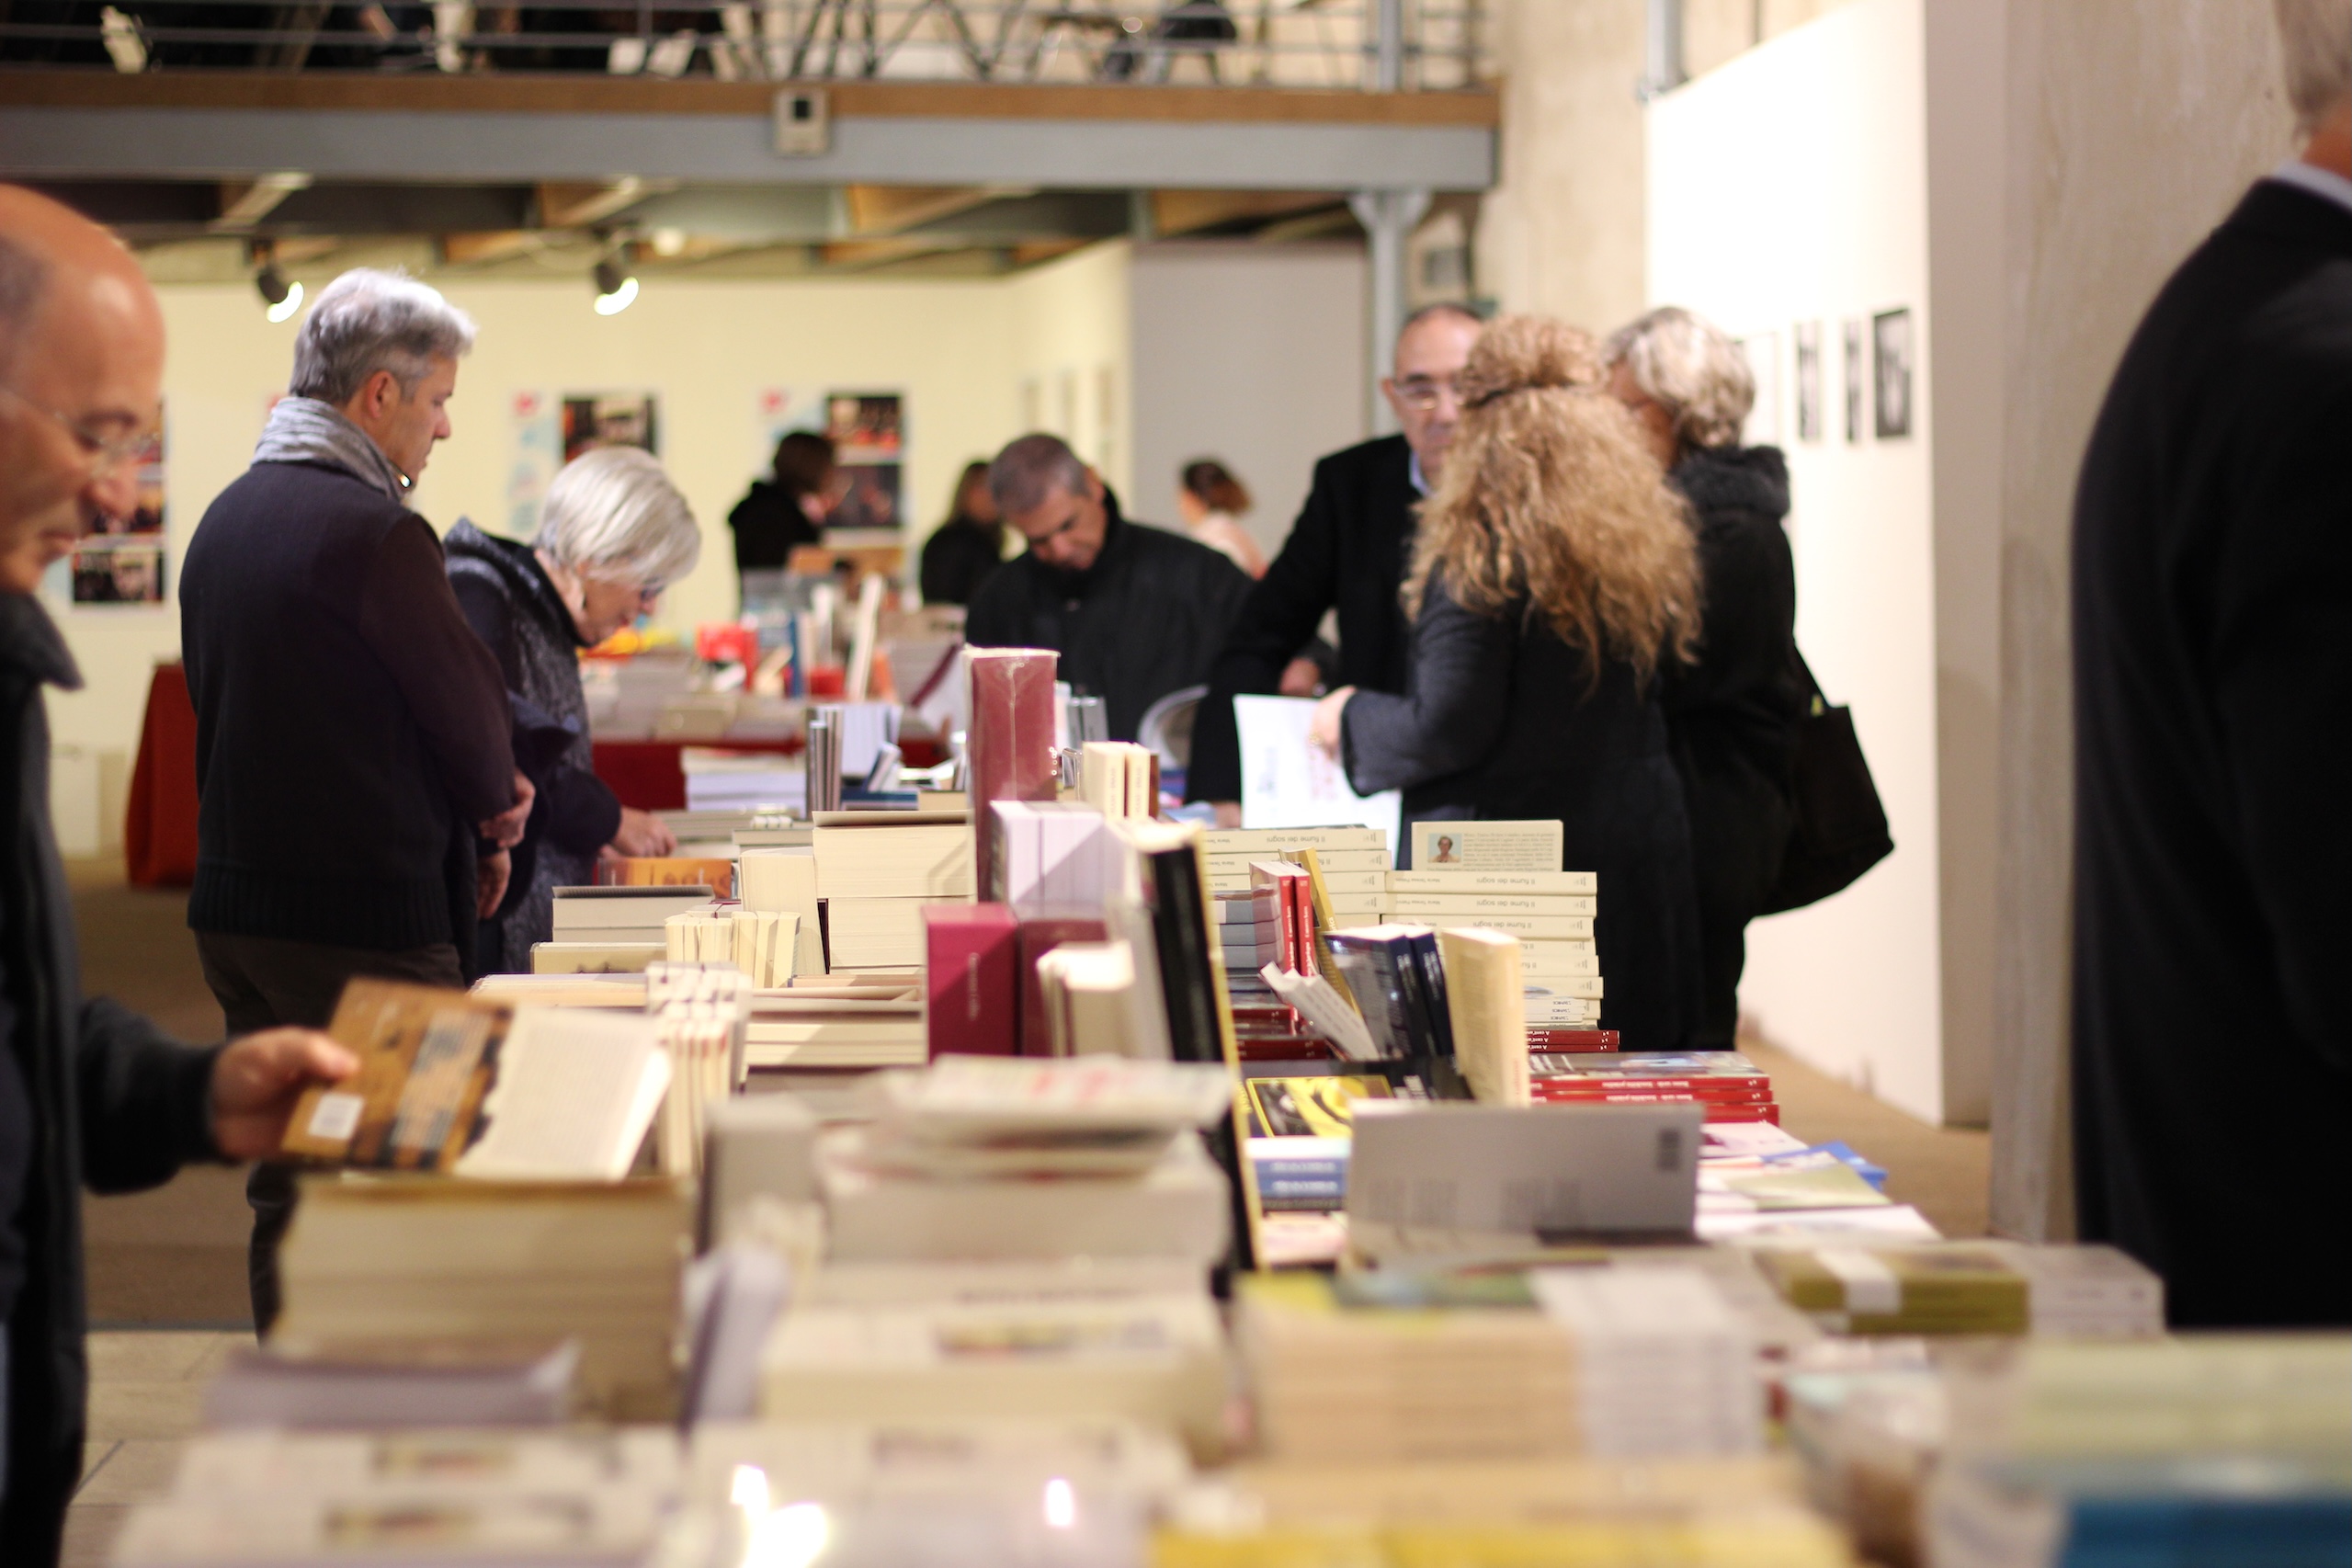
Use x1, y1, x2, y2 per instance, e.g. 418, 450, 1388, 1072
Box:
1843, 321, 1864, 444
825, 392, 903, 533
71, 412, 166, 607
1794, 322, 1823, 442
562, 392, 660, 463
1873, 308, 1915, 438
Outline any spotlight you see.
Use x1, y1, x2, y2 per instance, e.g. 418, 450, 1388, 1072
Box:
592, 251, 638, 315
255, 263, 302, 324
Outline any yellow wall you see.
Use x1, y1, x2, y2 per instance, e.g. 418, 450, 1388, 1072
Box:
44, 243, 1134, 775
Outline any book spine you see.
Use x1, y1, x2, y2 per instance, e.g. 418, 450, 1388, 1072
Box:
1526, 1029, 1619, 1051
1409, 930, 1456, 1060
966, 650, 1059, 902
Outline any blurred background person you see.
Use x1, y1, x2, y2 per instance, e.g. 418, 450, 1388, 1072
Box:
918, 457, 1008, 607
1607, 306, 1805, 1051
966, 433, 1250, 742
447, 445, 703, 974
1188, 303, 1483, 823
728, 428, 835, 575
1311, 315, 1704, 1051
1176, 457, 1267, 577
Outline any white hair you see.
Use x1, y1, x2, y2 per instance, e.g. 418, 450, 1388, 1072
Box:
1605, 305, 1755, 452
2275, 0, 2351, 135
290, 267, 475, 404
534, 445, 701, 590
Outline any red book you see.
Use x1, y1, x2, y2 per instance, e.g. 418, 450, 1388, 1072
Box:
1526, 1029, 1620, 1052
966, 649, 1059, 902
1016, 912, 1108, 1057
1288, 873, 1318, 976
923, 903, 1020, 1058
1529, 1076, 1774, 1098
1532, 1087, 1778, 1108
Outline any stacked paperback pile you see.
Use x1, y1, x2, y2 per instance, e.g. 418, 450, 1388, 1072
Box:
110, 1428, 684, 1568
1926, 1335, 2352, 1568
1756, 1242, 2164, 1337
539, 884, 716, 973
686, 746, 803, 812
812, 810, 974, 971
810, 1056, 1234, 1265
605, 854, 738, 896
1532, 1050, 1782, 1123
645, 962, 751, 1177
1384, 820, 1603, 1033
965, 647, 1060, 899
1202, 825, 1388, 926
275, 1177, 692, 1419
746, 982, 926, 1070
1078, 738, 1159, 820
739, 846, 825, 976
1238, 1264, 1756, 1462
662, 903, 799, 986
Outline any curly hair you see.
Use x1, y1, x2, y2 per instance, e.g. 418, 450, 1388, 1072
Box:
1403, 313, 1700, 688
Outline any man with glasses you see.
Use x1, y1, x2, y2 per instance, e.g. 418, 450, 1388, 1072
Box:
0, 186, 359, 1565
177, 267, 532, 1334
1187, 303, 1484, 830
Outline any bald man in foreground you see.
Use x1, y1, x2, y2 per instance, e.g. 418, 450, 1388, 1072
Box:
0, 187, 357, 1560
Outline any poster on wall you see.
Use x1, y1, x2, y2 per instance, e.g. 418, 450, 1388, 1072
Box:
506, 389, 560, 538
824, 391, 903, 532
562, 392, 660, 463
755, 385, 825, 467
1873, 308, 1915, 438
1842, 321, 1864, 444
1794, 322, 1823, 443
71, 415, 166, 606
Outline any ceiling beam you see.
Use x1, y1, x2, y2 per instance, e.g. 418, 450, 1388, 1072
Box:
212, 171, 312, 230
535, 178, 664, 230
1150, 188, 1340, 237
843, 184, 1024, 236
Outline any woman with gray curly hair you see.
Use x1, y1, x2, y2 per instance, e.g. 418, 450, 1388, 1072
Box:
1605, 305, 1808, 1051
447, 445, 704, 972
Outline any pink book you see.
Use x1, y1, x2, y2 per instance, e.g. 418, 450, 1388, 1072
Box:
966, 648, 1060, 901
923, 903, 1020, 1058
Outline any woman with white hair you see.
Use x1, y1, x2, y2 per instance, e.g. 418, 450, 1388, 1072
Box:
1604, 305, 1807, 1051
447, 445, 703, 972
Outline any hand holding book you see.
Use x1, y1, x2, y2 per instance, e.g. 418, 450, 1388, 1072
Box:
210, 1028, 360, 1161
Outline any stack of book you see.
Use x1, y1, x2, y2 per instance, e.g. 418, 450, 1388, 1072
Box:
1388, 821, 1601, 1032
748, 983, 926, 1070
1078, 739, 1159, 820
1202, 825, 1389, 925
644, 962, 750, 1177
814, 1056, 1235, 1265
812, 810, 974, 970
539, 884, 716, 973
1532, 1049, 1781, 1122
739, 846, 825, 977
111, 1428, 683, 1568
991, 799, 1116, 911
1527, 1267, 1762, 1457
965, 647, 1060, 900
1927, 1335, 2352, 1568
605, 853, 738, 897
1033, 937, 1171, 1058
685, 746, 806, 812
1755, 1242, 2164, 1337
274, 1177, 692, 1419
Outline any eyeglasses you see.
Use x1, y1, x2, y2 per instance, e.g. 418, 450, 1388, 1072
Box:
1392, 375, 1466, 412
0, 382, 157, 479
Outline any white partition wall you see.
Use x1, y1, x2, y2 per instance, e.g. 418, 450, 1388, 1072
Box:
1646, 0, 2001, 1126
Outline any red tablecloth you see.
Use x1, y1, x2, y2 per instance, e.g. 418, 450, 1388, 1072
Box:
126, 662, 199, 888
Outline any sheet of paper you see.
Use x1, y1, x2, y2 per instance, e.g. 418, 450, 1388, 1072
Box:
1233, 695, 1400, 858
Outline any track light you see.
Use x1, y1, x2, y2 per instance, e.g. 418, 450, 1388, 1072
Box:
592, 248, 638, 315
255, 261, 302, 324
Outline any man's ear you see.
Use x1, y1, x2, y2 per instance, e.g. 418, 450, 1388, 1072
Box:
359, 369, 402, 418
1084, 468, 1107, 505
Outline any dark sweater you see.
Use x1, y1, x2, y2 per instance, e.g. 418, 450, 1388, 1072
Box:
919, 516, 1009, 607
963, 495, 1253, 743
2072, 178, 2352, 1327
2, 594, 223, 1564
180, 460, 517, 952
728, 480, 821, 572
1342, 571, 1703, 1052
1188, 435, 1419, 802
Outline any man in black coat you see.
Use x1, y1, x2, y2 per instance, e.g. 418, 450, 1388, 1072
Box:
0, 185, 355, 1565
2071, 29, 2352, 1328
965, 434, 1250, 744
179, 267, 531, 1331
1187, 304, 1483, 819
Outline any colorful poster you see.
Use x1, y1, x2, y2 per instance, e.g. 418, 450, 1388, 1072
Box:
561, 392, 660, 463
506, 388, 560, 538
71, 415, 166, 606
824, 391, 903, 532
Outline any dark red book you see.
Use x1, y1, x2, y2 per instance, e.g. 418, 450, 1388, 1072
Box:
923, 903, 1019, 1058
1016, 911, 1108, 1056
1529, 1075, 1774, 1098
966, 649, 1059, 902
1525, 1029, 1620, 1052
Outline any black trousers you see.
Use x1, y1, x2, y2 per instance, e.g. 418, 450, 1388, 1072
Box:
195, 932, 463, 1333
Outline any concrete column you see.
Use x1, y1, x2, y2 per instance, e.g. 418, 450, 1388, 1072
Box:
1350, 187, 1431, 435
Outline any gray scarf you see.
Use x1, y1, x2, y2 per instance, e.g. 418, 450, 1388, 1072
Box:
252, 395, 408, 501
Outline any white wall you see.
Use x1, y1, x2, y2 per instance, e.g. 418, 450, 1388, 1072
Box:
1647, 0, 1949, 1122
1129, 242, 1369, 552
46, 245, 1136, 770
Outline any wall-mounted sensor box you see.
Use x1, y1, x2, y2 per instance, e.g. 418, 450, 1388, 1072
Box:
773, 88, 831, 156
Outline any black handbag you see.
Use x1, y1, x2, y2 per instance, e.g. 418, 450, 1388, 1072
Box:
1757, 652, 1893, 915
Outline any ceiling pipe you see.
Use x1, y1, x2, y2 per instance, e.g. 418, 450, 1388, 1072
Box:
1642, 0, 1686, 98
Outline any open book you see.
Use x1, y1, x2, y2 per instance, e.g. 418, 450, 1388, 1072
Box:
279, 980, 670, 1181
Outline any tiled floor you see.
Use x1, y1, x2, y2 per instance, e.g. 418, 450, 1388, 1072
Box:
63, 1331, 245, 1568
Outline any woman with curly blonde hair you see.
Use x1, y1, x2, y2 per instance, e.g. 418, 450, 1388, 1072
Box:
1310, 313, 1706, 1048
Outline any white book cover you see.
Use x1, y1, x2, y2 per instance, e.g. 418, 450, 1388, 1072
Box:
1232, 695, 1401, 855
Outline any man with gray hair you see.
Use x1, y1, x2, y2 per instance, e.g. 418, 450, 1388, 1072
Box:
2071, 0, 2352, 1326
964, 432, 1251, 743
179, 267, 529, 1330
